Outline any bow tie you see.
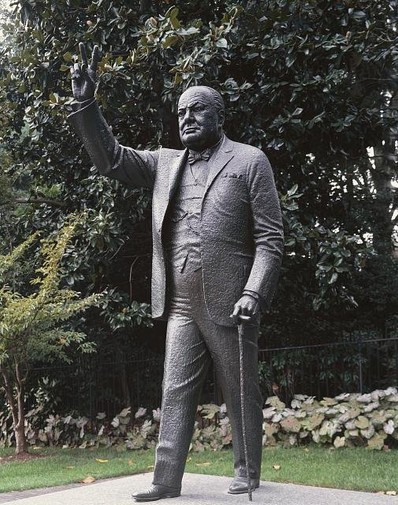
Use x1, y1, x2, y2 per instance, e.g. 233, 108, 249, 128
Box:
188, 149, 211, 164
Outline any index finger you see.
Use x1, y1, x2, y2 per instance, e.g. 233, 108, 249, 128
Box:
79, 42, 88, 68
231, 305, 240, 318
90, 45, 100, 72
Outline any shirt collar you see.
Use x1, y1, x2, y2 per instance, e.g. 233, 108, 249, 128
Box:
188, 134, 225, 164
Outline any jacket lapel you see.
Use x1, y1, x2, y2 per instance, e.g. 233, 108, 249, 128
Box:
157, 137, 234, 230
168, 150, 187, 198
204, 136, 234, 195
154, 148, 186, 233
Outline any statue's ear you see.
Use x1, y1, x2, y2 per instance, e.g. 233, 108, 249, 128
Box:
218, 110, 225, 126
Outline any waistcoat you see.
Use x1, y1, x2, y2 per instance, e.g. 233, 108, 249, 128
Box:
164, 159, 209, 273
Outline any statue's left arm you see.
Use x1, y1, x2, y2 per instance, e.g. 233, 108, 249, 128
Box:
231, 151, 284, 322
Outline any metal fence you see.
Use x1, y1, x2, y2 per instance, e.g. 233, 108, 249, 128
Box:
17, 336, 398, 418
27, 352, 166, 418
258, 337, 398, 403
27, 352, 217, 419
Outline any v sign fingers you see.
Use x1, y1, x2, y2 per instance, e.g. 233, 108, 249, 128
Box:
90, 45, 100, 73
70, 44, 100, 102
79, 42, 88, 70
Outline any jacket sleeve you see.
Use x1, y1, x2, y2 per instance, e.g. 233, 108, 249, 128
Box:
244, 151, 284, 309
68, 99, 157, 189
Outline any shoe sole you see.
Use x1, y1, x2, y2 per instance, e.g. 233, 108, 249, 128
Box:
228, 484, 259, 495
133, 492, 180, 502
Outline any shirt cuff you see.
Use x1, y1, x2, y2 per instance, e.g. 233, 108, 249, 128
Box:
69, 97, 96, 113
242, 290, 260, 302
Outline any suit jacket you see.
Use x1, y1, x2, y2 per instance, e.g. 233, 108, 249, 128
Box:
69, 100, 284, 326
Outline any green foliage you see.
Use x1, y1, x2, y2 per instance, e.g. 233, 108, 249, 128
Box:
0, 214, 103, 452
258, 343, 365, 402
0, 402, 232, 452
0, 215, 100, 366
263, 388, 398, 450
3, 388, 398, 452
0, 0, 396, 405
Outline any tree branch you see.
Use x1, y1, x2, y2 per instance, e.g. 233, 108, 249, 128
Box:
14, 361, 26, 431
15, 197, 67, 208
0, 197, 67, 208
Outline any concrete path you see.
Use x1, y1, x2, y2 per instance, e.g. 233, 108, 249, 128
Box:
0, 473, 397, 505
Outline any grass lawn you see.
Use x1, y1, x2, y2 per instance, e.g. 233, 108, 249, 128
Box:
1, 445, 397, 494
0, 447, 155, 493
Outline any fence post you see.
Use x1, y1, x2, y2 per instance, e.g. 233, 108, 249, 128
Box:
358, 335, 363, 394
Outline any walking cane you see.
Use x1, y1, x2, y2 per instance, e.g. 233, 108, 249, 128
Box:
238, 314, 253, 502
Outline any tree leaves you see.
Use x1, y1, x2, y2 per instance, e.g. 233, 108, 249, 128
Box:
0, 213, 102, 452
0, 0, 396, 382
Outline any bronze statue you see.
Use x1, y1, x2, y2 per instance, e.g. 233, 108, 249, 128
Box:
68, 43, 284, 502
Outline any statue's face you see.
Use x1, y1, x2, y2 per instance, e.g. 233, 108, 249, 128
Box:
178, 87, 224, 151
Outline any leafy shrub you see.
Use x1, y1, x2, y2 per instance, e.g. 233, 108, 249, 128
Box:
2, 388, 398, 451
263, 388, 398, 450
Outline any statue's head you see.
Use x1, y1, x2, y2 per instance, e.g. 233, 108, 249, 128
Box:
177, 86, 225, 151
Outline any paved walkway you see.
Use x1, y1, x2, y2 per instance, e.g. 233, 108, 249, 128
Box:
0, 473, 397, 505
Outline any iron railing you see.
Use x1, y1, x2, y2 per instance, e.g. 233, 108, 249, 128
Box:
2, 337, 397, 418
258, 336, 398, 403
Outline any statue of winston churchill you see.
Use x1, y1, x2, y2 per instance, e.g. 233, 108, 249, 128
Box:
68, 43, 284, 502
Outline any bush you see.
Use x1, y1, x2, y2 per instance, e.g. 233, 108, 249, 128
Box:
263, 388, 398, 450
1, 388, 398, 451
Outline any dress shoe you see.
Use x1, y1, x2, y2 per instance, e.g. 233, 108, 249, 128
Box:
132, 483, 181, 502
228, 476, 260, 494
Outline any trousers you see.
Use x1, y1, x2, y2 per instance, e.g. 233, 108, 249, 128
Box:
152, 262, 263, 489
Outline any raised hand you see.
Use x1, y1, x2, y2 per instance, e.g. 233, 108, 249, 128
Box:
70, 43, 100, 102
